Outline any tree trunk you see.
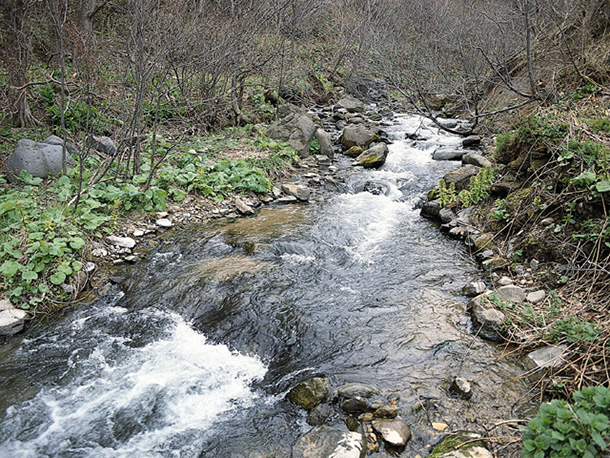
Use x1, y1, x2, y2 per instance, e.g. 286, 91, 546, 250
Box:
76, 0, 96, 36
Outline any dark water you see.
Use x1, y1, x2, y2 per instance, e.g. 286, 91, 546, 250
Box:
0, 115, 530, 457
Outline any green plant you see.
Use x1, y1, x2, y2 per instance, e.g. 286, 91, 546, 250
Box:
437, 179, 457, 207
491, 199, 510, 221
458, 167, 496, 207
522, 386, 610, 458
550, 317, 600, 343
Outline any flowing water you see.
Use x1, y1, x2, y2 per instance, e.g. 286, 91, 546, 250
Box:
0, 115, 531, 457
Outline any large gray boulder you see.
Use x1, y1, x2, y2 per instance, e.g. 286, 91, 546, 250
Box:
340, 125, 378, 151
86, 135, 117, 156
5, 138, 76, 182
442, 165, 480, 191
355, 142, 388, 169
286, 377, 330, 411
336, 95, 365, 113
292, 425, 366, 458
267, 112, 316, 158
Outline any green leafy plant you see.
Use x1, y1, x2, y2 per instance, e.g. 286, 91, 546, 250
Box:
437, 179, 457, 207
522, 386, 610, 458
458, 167, 496, 207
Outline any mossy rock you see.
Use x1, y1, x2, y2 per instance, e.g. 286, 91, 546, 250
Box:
474, 233, 495, 251
345, 146, 363, 157
428, 431, 488, 458
287, 377, 330, 411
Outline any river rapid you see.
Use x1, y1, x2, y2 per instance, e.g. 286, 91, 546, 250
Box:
0, 114, 531, 457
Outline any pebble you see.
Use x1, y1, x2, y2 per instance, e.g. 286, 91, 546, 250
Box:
527, 290, 546, 304
133, 229, 145, 237
450, 377, 473, 399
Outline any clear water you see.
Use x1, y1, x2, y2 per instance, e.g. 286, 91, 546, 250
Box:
0, 115, 530, 457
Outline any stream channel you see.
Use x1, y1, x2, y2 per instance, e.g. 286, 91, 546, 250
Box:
0, 114, 532, 457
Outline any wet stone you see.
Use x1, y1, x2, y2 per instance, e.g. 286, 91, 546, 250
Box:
340, 396, 372, 414
373, 404, 399, 419
338, 382, 379, 399
292, 425, 365, 458
372, 419, 412, 447
450, 377, 473, 399
287, 377, 330, 411
462, 281, 487, 298
106, 236, 136, 249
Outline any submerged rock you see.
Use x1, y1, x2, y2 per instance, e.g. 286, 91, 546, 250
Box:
428, 431, 490, 458
292, 425, 365, 458
355, 143, 389, 169
287, 377, 330, 411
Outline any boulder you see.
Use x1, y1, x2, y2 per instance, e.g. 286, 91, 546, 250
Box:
340, 125, 378, 150
106, 236, 136, 249
267, 112, 316, 158
372, 419, 412, 447
462, 135, 482, 148
355, 143, 388, 169
439, 208, 455, 224
86, 135, 117, 156
442, 165, 480, 191
0, 300, 29, 335
292, 425, 365, 458
235, 198, 255, 215
345, 146, 364, 158
5, 138, 76, 181
287, 377, 330, 411
461, 281, 487, 298
281, 184, 311, 202
338, 382, 379, 399
462, 153, 492, 168
469, 295, 506, 342
527, 290, 546, 304
314, 128, 334, 158
421, 200, 442, 221
432, 147, 465, 161
43, 135, 78, 156
336, 95, 365, 113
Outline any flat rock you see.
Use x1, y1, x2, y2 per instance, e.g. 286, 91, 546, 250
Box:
276, 196, 299, 204
372, 419, 412, 447
462, 281, 487, 298
496, 285, 526, 303
292, 425, 365, 458
106, 236, 136, 249
525, 345, 568, 378
0, 305, 29, 335
156, 218, 173, 228
527, 290, 546, 304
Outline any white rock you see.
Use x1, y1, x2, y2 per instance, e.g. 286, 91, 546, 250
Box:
0, 306, 29, 335
106, 236, 136, 249
133, 229, 145, 237
235, 198, 255, 215
156, 218, 173, 228
372, 419, 412, 447
440, 447, 493, 458
497, 276, 513, 286
496, 285, 526, 303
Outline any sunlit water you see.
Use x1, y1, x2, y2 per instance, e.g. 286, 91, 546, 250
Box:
0, 115, 530, 457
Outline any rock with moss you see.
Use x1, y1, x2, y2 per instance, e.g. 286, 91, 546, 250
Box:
267, 112, 316, 158
355, 143, 388, 169
442, 165, 480, 191
345, 146, 364, 157
287, 377, 330, 411
428, 432, 490, 458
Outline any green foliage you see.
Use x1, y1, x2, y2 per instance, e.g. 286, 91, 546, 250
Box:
458, 167, 496, 207
522, 386, 610, 458
490, 199, 510, 221
437, 179, 457, 207
550, 317, 600, 343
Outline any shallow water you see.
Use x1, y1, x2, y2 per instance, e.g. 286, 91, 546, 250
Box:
0, 115, 530, 457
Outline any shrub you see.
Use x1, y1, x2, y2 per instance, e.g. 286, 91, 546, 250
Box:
522, 386, 610, 458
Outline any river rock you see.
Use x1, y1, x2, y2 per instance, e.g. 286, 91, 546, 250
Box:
469, 295, 505, 342
338, 382, 379, 399
0, 300, 29, 335
106, 236, 136, 249
462, 281, 487, 298
276, 196, 298, 204
524, 345, 568, 379
336, 95, 365, 113
307, 403, 333, 426
86, 135, 117, 156
462, 135, 482, 148
281, 184, 311, 201
442, 165, 480, 191
355, 142, 388, 169
314, 128, 334, 158
372, 419, 412, 447
267, 112, 316, 158
527, 290, 546, 304
449, 377, 473, 399
496, 285, 526, 303
439, 208, 455, 224
287, 377, 330, 411
235, 198, 255, 215
345, 146, 363, 158
341, 396, 372, 414
462, 153, 491, 168
432, 147, 465, 161
421, 200, 442, 221
292, 425, 365, 458
340, 125, 378, 150
5, 138, 76, 182
156, 218, 173, 228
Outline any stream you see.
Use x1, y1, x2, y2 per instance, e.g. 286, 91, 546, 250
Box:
0, 114, 531, 457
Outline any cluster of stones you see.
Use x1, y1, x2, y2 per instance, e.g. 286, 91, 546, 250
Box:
286, 377, 411, 457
